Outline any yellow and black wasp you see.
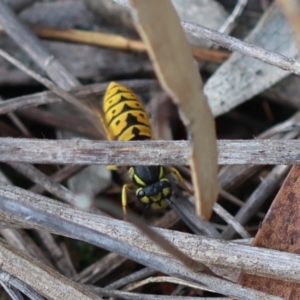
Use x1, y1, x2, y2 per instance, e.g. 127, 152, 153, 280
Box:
102, 81, 191, 215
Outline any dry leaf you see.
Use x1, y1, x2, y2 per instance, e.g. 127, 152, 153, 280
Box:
128, 0, 218, 219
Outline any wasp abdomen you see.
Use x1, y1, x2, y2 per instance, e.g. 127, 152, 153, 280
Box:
103, 82, 151, 141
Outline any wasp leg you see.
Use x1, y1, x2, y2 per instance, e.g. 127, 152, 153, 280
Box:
122, 183, 133, 219
168, 167, 194, 194
107, 165, 118, 171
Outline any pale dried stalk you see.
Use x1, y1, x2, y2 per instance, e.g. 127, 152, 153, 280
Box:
0, 138, 300, 165
105, 267, 155, 289
124, 276, 211, 292
89, 285, 230, 300
0, 103, 79, 278
28, 25, 229, 63
32, 26, 147, 52
129, 0, 218, 219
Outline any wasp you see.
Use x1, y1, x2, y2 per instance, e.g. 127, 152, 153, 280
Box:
103, 82, 191, 215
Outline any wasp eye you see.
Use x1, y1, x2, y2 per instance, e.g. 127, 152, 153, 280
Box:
137, 189, 145, 198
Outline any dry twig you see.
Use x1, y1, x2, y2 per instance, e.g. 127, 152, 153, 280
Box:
0, 138, 300, 165
182, 21, 300, 75
218, 0, 248, 34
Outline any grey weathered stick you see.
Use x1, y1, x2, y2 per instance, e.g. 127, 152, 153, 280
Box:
75, 210, 180, 285
0, 48, 103, 135
34, 230, 76, 278
204, 4, 297, 118
169, 184, 222, 238
0, 184, 284, 299
0, 79, 158, 116
1, 41, 80, 275
182, 20, 300, 75
75, 252, 128, 284
0, 2, 80, 90
0, 97, 31, 137
218, 112, 300, 190
6, 0, 36, 13
0, 242, 99, 300
29, 165, 83, 194
0, 270, 44, 300
0, 183, 295, 285
18, 107, 101, 139
220, 189, 265, 219
258, 111, 300, 139
0, 279, 24, 300
8, 162, 79, 206
60, 243, 77, 278
4, 156, 79, 278
222, 165, 291, 239
1, 138, 300, 165
0, 163, 78, 279
213, 203, 251, 238
0, 228, 53, 267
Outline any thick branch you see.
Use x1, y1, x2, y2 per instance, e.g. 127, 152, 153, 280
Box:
0, 183, 287, 299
